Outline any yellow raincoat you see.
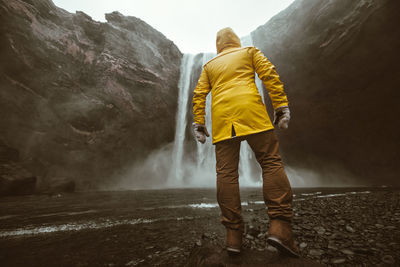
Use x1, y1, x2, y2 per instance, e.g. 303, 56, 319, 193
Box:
193, 28, 289, 144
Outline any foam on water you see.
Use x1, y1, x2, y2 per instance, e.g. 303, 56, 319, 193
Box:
189, 203, 219, 209
315, 191, 370, 199
0, 216, 200, 238
33, 210, 98, 218
300, 192, 322, 196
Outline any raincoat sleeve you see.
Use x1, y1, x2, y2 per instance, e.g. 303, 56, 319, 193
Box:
252, 47, 289, 109
193, 66, 211, 125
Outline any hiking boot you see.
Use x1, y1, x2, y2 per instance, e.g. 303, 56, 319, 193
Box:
226, 228, 242, 254
267, 219, 300, 257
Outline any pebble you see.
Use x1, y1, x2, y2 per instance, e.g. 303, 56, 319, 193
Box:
165, 247, 180, 253
376, 243, 385, 248
354, 248, 370, 254
314, 226, 326, 235
345, 225, 355, 233
301, 224, 312, 230
257, 233, 265, 238
331, 258, 346, 264
328, 242, 338, 250
188, 190, 399, 267
125, 259, 145, 266
381, 255, 395, 264
246, 234, 255, 240
266, 245, 277, 252
340, 249, 354, 255
309, 249, 324, 256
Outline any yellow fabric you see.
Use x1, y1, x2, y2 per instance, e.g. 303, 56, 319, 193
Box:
193, 28, 289, 144
216, 27, 242, 54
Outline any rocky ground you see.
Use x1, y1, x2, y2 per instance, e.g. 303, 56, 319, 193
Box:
0, 188, 398, 266
242, 189, 400, 266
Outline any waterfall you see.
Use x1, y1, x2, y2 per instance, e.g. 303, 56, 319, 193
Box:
238, 35, 264, 185
195, 53, 215, 179
169, 54, 195, 185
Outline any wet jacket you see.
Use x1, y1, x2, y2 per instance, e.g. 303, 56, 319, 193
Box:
193, 28, 289, 144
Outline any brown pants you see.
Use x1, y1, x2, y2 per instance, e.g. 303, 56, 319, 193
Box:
215, 130, 293, 232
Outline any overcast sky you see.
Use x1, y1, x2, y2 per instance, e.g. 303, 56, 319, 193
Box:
53, 0, 295, 53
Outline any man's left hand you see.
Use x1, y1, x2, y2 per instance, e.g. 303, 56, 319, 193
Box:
193, 123, 210, 144
273, 106, 290, 129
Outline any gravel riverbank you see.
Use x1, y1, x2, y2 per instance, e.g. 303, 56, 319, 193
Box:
0, 188, 398, 266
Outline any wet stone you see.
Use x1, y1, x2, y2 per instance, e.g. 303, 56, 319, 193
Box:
300, 242, 307, 250
345, 225, 355, 233
302, 224, 313, 230
354, 248, 370, 255
331, 258, 346, 264
246, 234, 255, 240
257, 233, 265, 239
376, 243, 386, 248
247, 227, 260, 237
309, 249, 324, 257
314, 226, 326, 235
340, 249, 354, 255
125, 259, 145, 266
266, 245, 278, 252
165, 247, 180, 253
381, 255, 395, 264
328, 242, 338, 250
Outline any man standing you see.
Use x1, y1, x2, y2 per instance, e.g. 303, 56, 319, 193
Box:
192, 28, 299, 257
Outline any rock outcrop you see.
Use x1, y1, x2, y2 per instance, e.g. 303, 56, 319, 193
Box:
0, 140, 36, 196
0, 0, 182, 193
252, 0, 400, 186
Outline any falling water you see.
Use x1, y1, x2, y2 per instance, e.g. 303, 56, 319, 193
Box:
169, 54, 195, 184
195, 53, 215, 181
237, 35, 265, 185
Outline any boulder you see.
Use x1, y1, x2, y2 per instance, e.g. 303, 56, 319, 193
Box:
48, 177, 75, 193
0, 162, 36, 196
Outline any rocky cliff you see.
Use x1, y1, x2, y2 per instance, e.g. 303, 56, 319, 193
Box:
252, 0, 400, 185
0, 0, 182, 194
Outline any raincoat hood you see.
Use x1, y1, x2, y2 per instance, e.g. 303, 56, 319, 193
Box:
216, 27, 241, 54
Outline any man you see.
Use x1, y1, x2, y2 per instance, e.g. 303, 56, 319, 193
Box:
192, 27, 299, 257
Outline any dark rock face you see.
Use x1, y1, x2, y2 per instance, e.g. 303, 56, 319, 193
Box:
252, 0, 400, 186
0, 0, 182, 192
0, 140, 36, 196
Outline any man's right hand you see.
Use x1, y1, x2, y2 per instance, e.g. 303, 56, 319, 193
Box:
273, 106, 291, 129
192, 123, 210, 144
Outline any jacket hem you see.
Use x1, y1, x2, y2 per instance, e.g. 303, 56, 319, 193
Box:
212, 126, 275, 145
